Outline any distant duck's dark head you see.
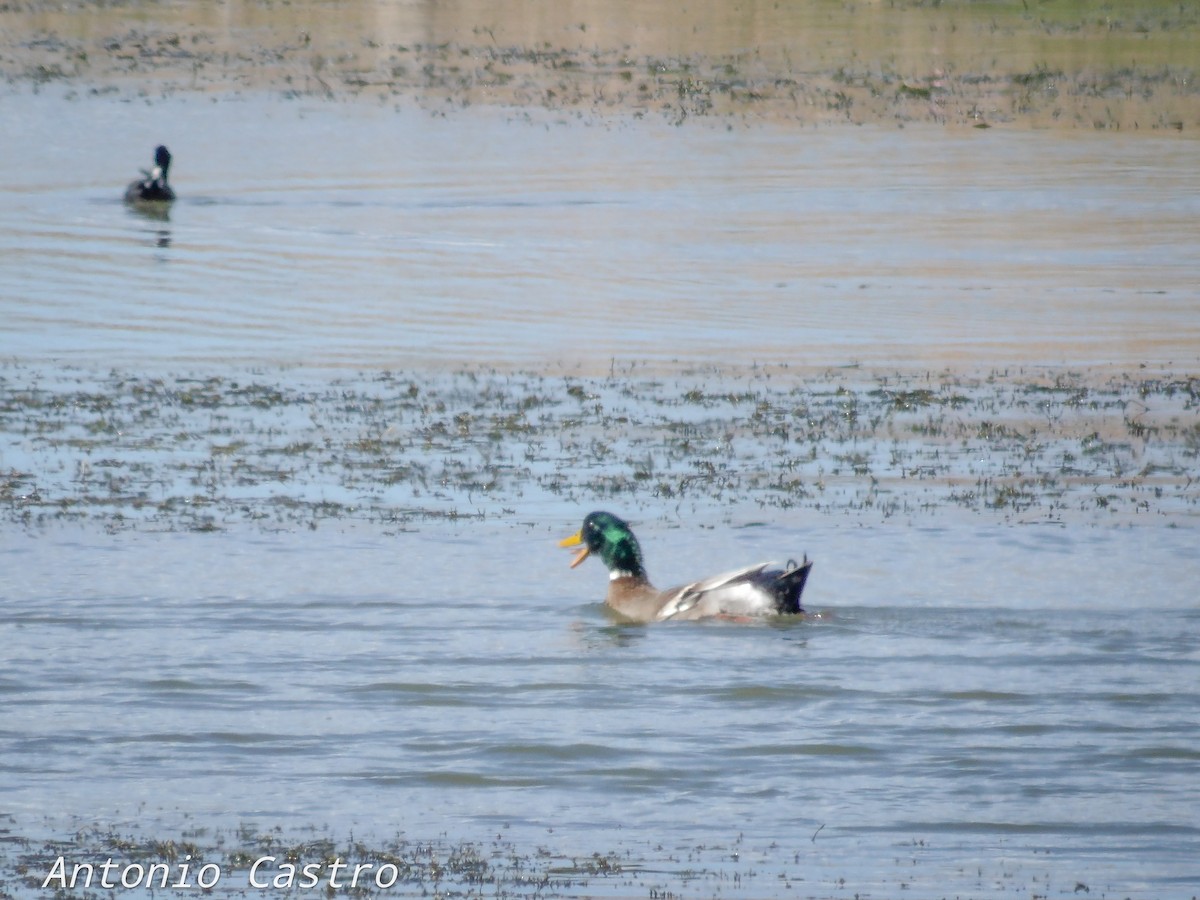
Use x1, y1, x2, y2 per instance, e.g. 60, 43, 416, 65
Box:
154, 145, 172, 178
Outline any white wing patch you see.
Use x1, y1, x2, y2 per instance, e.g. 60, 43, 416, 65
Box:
654, 562, 780, 621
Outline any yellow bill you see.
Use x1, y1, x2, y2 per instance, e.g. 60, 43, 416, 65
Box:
558, 531, 590, 568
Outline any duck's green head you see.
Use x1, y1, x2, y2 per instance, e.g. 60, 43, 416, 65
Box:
559, 511, 647, 580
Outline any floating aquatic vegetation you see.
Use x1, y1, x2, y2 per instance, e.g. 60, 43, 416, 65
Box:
1, 1, 1196, 130
0, 365, 1195, 532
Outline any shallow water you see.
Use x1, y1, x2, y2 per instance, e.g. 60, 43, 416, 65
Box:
2, 523, 1198, 898
1, 84, 1199, 899
2, 90, 1198, 374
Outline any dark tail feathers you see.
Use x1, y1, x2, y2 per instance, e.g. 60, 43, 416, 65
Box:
774, 556, 813, 615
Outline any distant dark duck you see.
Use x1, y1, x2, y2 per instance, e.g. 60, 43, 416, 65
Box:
559, 511, 813, 623
124, 145, 175, 203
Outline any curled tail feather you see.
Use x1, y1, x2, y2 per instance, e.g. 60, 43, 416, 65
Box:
775, 556, 813, 615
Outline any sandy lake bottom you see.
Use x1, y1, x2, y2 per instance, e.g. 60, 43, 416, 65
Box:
2, 4, 1200, 894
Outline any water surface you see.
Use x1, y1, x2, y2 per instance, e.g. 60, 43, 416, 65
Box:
2, 523, 1198, 898
3, 90, 1197, 374
1, 83, 1198, 899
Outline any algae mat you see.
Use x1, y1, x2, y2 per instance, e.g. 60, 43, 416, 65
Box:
3, 0, 1198, 130
3, 365, 1197, 532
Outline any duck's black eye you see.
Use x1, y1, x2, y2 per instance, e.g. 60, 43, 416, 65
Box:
583, 520, 603, 549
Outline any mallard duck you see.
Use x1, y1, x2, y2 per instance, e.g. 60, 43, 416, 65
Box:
559, 511, 812, 623
124, 145, 176, 203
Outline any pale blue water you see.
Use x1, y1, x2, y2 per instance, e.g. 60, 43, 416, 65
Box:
1, 87, 1199, 897
2, 523, 1198, 897
2, 523, 1198, 896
